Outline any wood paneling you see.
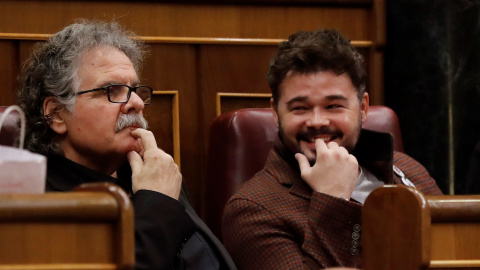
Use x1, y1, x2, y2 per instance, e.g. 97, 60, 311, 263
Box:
0, 1, 371, 39
216, 93, 271, 116
0, 41, 18, 105
0, 0, 385, 214
144, 91, 181, 167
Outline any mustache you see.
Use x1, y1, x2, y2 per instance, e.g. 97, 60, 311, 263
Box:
115, 113, 148, 132
296, 127, 343, 141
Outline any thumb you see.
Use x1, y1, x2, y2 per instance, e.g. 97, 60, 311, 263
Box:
295, 153, 311, 174
127, 151, 143, 175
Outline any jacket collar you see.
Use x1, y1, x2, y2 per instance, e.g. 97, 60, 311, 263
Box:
46, 154, 132, 193
266, 129, 399, 200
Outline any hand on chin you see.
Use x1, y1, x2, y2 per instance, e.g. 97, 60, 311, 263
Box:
117, 128, 144, 154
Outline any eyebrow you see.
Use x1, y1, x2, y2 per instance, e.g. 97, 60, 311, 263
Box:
286, 96, 309, 106
285, 94, 348, 106
325, 94, 348, 101
101, 80, 141, 87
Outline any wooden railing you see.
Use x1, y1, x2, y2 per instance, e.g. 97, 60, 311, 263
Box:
363, 185, 480, 270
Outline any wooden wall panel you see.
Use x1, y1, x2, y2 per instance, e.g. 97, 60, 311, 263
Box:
217, 93, 272, 115
144, 93, 175, 157
0, 0, 385, 215
0, 1, 371, 39
198, 44, 275, 117
220, 97, 271, 115
19, 41, 40, 67
0, 41, 18, 105
139, 43, 203, 205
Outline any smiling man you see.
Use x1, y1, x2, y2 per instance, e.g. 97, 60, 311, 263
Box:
221, 29, 442, 269
17, 20, 235, 270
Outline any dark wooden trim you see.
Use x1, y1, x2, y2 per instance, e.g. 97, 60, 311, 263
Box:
0, 34, 374, 47
38, 0, 373, 7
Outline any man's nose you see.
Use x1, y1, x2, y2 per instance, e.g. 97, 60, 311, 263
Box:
122, 91, 145, 113
306, 108, 329, 128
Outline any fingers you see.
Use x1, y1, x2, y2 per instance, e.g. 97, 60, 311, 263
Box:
296, 153, 313, 181
130, 128, 158, 152
316, 139, 349, 157
295, 153, 310, 172
127, 130, 182, 198
127, 151, 143, 174
300, 139, 358, 198
130, 148, 182, 198
315, 138, 329, 153
132, 137, 145, 157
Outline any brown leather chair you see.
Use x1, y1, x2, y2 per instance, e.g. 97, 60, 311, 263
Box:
205, 105, 404, 239
0, 106, 20, 147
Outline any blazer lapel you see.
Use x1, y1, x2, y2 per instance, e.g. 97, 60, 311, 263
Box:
179, 190, 237, 269
265, 149, 313, 200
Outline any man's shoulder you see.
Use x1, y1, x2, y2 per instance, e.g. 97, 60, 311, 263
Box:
393, 151, 443, 195
393, 151, 426, 172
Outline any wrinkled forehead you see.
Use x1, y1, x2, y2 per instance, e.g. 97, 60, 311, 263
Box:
76, 46, 138, 87
78, 45, 129, 67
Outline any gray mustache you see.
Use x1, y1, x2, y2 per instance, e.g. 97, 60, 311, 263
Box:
115, 113, 148, 132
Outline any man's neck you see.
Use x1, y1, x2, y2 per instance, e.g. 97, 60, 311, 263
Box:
62, 150, 123, 176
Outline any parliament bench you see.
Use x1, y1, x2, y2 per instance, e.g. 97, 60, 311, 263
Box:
363, 185, 480, 270
0, 183, 134, 270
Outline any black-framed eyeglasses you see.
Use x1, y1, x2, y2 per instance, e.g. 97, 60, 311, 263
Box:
76, 84, 153, 105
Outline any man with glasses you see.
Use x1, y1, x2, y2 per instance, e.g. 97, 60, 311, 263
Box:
17, 20, 236, 270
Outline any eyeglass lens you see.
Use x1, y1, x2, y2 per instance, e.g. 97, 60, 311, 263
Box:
108, 85, 151, 104
136, 87, 152, 104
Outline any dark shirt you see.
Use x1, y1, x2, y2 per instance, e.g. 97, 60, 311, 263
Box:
46, 154, 236, 270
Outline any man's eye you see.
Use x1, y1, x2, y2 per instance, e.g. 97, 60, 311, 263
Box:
327, 104, 343, 109
292, 106, 308, 111
107, 85, 123, 92
106, 85, 126, 96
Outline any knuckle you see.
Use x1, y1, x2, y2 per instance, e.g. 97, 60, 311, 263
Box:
165, 153, 175, 163
328, 142, 338, 147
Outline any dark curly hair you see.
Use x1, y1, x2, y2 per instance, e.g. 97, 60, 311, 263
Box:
268, 29, 366, 107
17, 19, 147, 155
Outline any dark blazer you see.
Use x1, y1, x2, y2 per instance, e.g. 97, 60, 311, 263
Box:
46, 154, 236, 270
222, 130, 442, 269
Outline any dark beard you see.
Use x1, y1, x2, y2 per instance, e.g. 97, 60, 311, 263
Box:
277, 114, 362, 166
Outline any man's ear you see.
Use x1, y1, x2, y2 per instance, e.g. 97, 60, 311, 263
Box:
360, 92, 369, 123
270, 98, 280, 128
43, 97, 67, 134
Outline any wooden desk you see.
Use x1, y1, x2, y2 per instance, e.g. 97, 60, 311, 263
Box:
0, 183, 134, 270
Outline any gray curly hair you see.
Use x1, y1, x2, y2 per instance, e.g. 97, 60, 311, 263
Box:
17, 19, 147, 155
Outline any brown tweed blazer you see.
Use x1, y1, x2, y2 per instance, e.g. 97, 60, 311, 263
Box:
222, 130, 442, 270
